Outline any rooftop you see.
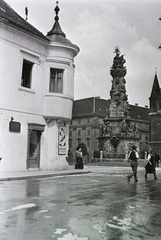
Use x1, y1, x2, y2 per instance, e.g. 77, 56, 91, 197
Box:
0, 0, 49, 41
72, 97, 150, 121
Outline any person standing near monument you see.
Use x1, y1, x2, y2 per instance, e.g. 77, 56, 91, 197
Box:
154, 150, 160, 168
145, 150, 158, 180
75, 147, 84, 169
127, 146, 139, 182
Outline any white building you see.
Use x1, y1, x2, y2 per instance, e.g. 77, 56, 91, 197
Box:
0, 0, 79, 172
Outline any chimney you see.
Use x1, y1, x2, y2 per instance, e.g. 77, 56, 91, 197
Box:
135, 103, 138, 106
145, 105, 148, 108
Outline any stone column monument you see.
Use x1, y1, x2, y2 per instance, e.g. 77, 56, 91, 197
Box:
98, 47, 140, 160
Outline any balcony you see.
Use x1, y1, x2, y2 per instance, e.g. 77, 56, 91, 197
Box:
43, 94, 73, 120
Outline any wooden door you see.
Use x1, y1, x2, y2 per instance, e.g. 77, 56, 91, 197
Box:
28, 130, 40, 169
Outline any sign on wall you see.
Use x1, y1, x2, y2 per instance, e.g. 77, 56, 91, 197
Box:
9, 121, 21, 133
58, 126, 66, 155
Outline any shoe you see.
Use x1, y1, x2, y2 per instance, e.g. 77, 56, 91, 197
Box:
127, 176, 130, 182
135, 180, 139, 182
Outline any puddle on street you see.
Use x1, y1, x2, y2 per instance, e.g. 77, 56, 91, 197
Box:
52, 229, 88, 240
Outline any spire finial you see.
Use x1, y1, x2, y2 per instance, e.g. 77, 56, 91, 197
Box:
114, 46, 120, 56
155, 67, 157, 75
54, 1, 60, 21
25, 6, 28, 21
47, 1, 66, 38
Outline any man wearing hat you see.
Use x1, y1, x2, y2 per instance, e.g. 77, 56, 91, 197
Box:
127, 146, 139, 182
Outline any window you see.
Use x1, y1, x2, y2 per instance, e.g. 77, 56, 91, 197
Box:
21, 59, 33, 88
49, 68, 63, 93
69, 139, 72, 148
78, 119, 81, 124
87, 118, 90, 123
78, 129, 81, 136
87, 129, 90, 136
87, 139, 90, 148
77, 138, 81, 144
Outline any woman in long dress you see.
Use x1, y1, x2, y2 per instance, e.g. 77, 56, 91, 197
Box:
145, 150, 158, 180
75, 147, 84, 169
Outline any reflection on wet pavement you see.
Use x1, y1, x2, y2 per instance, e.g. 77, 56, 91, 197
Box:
0, 168, 161, 239
0, 203, 36, 215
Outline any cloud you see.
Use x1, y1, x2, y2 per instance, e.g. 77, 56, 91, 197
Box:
72, 1, 161, 107
126, 38, 161, 105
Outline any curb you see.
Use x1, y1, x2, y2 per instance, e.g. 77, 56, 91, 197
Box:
0, 170, 91, 181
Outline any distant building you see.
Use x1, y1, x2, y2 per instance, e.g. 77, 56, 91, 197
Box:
69, 97, 150, 162
149, 73, 161, 152
0, 0, 79, 172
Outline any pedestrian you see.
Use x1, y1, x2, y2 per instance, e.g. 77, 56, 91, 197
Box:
127, 146, 139, 182
75, 147, 84, 169
145, 150, 158, 180
154, 150, 160, 168
67, 149, 72, 165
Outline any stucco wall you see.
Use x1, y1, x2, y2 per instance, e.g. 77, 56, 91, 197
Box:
0, 20, 79, 172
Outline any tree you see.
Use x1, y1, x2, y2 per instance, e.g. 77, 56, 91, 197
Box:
77, 142, 88, 156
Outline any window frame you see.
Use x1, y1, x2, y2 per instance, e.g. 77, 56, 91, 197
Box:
49, 68, 64, 93
87, 118, 91, 123
20, 48, 40, 92
78, 129, 81, 137
87, 129, 91, 136
87, 138, 90, 148
21, 59, 33, 89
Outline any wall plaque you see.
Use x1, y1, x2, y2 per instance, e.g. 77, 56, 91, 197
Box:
9, 121, 21, 133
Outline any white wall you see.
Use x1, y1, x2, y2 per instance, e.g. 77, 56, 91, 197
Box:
0, 20, 79, 172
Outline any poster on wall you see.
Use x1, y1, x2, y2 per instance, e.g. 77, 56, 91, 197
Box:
58, 126, 66, 155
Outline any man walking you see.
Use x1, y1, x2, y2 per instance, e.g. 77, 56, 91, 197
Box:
127, 146, 139, 182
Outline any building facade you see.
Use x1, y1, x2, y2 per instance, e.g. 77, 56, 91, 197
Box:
0, 0, 79, 172
69, 97, 150, 163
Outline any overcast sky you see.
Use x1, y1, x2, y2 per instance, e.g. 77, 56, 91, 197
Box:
6, 0, 161, 107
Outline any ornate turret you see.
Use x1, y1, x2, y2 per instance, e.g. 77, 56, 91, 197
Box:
47, 1, 72, 44
46, 1, 79, 57
47, 2, 66, 37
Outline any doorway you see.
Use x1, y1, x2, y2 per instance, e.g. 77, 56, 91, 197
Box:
28, 130, 40, 168
27, 123, 45, 169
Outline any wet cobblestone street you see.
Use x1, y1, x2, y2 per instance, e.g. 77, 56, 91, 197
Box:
0, 167, 161, 240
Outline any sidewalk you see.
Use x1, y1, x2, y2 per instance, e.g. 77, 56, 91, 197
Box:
0, 165, 133, 181
1, 165, 161, 181
0, 165, 91, 181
